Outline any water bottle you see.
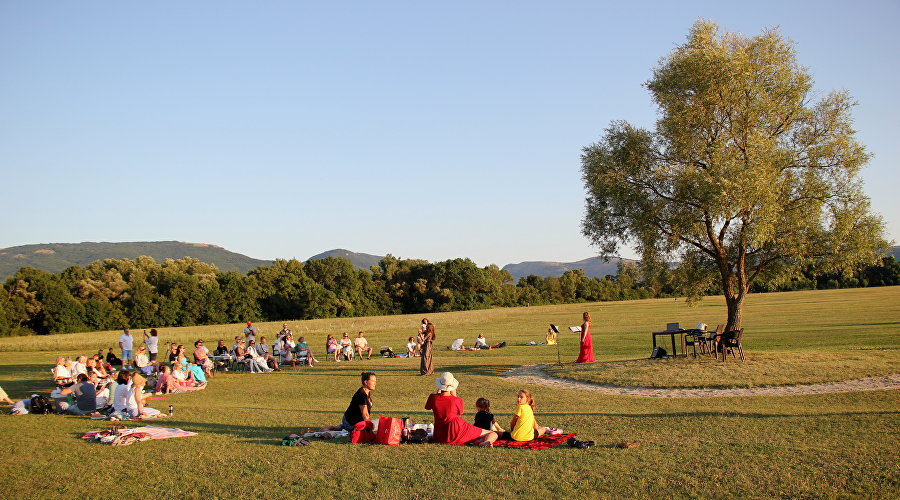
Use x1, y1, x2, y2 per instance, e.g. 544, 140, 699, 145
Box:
168, 405, 174, 417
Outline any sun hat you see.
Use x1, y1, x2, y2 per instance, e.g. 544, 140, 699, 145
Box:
435, 372, 459, 392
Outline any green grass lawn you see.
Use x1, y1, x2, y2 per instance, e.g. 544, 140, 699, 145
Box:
0, 287, 897, 499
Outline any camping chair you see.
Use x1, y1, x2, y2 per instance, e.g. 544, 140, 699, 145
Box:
720, 328, 745, 362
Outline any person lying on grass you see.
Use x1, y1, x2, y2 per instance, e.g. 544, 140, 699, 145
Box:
425, 372, 498, 447
320, 371, 376, 433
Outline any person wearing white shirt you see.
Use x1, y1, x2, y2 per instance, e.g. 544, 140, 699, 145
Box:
354, 332, 373, 360
143, 328, 160, 362
118, 328, 134, 369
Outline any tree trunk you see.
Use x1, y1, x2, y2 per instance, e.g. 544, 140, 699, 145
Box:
724, 292, 743, 331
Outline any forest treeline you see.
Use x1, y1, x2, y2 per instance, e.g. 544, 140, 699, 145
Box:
1, 253, 898, 336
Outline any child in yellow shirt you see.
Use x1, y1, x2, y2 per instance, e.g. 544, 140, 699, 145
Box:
501, 389, 548, 442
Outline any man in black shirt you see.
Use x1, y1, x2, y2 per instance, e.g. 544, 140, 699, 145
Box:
321, 371, 377, 432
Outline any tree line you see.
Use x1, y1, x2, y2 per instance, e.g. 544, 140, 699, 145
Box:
1, 253, 897, 336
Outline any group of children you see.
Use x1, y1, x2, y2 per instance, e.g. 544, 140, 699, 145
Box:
472, 390, 556, 442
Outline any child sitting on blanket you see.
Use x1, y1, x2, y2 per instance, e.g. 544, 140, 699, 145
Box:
500, 389, 548, 442
474, 397, 505, 433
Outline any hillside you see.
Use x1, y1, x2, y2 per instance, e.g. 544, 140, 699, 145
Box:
502, 256, 634, 280
306, 248, 384, 270
0, 241, 273, 278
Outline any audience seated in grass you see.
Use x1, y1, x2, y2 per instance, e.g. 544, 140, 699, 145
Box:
112, 370, 160, 419
296, 336, 318, 366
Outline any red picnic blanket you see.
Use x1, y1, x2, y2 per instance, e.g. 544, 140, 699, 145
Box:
488, 433, 576, 450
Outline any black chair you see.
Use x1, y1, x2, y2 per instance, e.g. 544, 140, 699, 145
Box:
720, 328, 745, 362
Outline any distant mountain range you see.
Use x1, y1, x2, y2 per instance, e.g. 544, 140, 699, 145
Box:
2, 241, 896, 281
501, 256, 635, 280
306, 249, 385, 270
0, 241, 274, 278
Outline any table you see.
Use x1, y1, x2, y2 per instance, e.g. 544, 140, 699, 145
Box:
651, 329, 689, 357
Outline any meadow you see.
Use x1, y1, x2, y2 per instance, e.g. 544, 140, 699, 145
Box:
0, 287, 897, 499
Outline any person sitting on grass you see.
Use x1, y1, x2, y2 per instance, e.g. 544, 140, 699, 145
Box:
57, 373, 97, 415
354, 332, 373, 360
473, 397, 505, 433
53, 356, 74, 387
193, 340, 214, 377
134, 345, 156, 376
474, 333, 505, 350
498, 389, 557, 442
112, 370, 161, 419
175, 345, 208, 382
320, 371, 377, 433
167, 343, 179, 364
406, 337, 419, 357
425, 372, 498, 447
106, 346, 122, 367
157, 365, 204, 393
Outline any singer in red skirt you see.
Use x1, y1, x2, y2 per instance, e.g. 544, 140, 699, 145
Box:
575, 312, 595, 363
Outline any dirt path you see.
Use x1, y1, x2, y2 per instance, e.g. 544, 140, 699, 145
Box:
502, 364, 900, 398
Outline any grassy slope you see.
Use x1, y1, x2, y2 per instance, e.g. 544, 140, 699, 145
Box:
0, 287, 897, 499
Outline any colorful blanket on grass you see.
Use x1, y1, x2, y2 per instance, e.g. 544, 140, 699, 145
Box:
487, 433, 575, 450
82, 426, 197, 442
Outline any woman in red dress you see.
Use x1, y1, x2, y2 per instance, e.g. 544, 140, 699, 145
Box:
425, 372, 498, 446
575, 311, 595, 363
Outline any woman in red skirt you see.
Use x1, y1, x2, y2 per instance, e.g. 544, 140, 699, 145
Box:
575, 311, 595, 363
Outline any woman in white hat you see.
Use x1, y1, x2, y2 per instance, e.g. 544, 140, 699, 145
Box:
425, 372, 498, 447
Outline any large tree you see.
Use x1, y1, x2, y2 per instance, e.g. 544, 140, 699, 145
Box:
581, 21, 885, 330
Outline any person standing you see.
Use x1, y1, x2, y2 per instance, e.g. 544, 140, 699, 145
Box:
575, 312, 595, 363
119, 328, 134, 369
420, 322, 435, 376
143, 329, 160, 362
244, 321, 258, 343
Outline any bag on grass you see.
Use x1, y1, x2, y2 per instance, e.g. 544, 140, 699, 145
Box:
349, 420, 375, 444
650, 347, 667, 359
375, 416, 403, 445
30, 395, 52, 414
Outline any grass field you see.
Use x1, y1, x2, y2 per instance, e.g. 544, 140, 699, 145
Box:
0, 287, 897, 499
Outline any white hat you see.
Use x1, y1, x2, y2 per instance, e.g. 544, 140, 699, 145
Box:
435, 372, 459, 392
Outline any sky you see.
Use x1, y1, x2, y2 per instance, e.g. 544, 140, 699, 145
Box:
1, 1, 897, 268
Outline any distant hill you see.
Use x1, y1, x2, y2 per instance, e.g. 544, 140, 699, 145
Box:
0, 241, 273, 278
891, 246, 899, 260
502, 256, 634, 280
306, 249, 385, 270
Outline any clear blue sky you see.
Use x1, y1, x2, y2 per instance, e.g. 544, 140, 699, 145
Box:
1, 1, 897, 267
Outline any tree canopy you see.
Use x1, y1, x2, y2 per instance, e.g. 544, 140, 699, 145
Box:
581, 20, 886, 329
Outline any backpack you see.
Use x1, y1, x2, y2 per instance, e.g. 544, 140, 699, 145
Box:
650, 347, 667, 359
30, 395, 53, 414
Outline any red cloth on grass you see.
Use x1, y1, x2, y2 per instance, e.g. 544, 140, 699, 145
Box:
490, 433, 576, 450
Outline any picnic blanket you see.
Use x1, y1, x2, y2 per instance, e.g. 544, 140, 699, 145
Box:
488, 433, 576, 450
82, 425, 197, 446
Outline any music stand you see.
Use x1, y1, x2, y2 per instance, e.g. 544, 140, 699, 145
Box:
549, 324, 562, 365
